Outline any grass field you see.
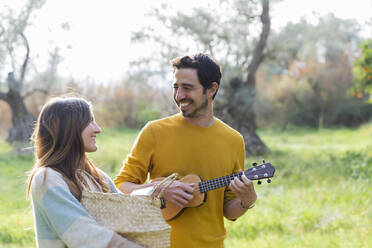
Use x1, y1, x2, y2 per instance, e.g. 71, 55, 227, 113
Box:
0, 125, 371, 248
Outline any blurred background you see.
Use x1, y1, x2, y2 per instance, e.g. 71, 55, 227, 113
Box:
0, 0, 371, 247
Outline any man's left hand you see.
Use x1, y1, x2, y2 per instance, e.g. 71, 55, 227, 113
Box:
229, 169, 257, 208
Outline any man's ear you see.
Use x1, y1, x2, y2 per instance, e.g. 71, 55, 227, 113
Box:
208, 82, 219, 98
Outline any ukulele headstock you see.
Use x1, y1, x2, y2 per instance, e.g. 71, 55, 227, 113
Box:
244, 160, 275, 184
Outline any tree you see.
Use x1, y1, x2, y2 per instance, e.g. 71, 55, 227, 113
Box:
131, 0, 271, 155
352, 39, 372, 100
256, 14, 371, 128
0, 0, 49, 143
264, 14, 361, 76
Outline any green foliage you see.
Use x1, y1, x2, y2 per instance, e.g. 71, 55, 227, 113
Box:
137, 102, 161, 128
1, 126, 371, 247
288, 98, 372, 128
256, 14, 369, 129
352, 39, 372, 99
328, 100, 372, 127
131, 0, 261, 70
87, 78, 167, 129
130, 0, 264, 105
266, 14, 361, 77
257, 55, 372, 128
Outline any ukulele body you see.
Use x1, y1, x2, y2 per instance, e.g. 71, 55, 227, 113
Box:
152, 174, 206, 221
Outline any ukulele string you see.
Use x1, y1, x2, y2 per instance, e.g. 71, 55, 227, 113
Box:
199, 165, 269, 193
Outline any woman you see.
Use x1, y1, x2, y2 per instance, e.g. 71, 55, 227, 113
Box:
27, 96, 143, 248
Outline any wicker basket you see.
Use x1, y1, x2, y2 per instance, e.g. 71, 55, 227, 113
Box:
80, 173, 177, 248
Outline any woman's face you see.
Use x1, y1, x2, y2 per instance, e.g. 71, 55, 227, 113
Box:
81, 115, 102, 153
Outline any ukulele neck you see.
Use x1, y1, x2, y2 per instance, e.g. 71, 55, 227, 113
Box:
198, 172, 243, 193
197, 163, 274, 193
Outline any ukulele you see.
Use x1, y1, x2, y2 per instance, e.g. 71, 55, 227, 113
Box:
153, 161, 275, 221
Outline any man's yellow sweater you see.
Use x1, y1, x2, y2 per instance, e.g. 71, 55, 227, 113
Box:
114, 114, 245, 248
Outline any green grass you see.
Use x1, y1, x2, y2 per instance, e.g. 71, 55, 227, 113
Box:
0, 125, 371, 247
225, 125, 372, 248
0, 142, 35, 247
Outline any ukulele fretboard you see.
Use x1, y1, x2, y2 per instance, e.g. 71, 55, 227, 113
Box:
198, 172, 244, 193
198, 164, 273, 193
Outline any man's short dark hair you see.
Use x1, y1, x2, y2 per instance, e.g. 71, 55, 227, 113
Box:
171, 53, 222, 99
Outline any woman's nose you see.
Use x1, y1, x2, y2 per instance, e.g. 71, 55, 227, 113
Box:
93, 122, 102, 133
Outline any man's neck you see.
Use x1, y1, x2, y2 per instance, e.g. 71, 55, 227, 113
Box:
182, 111, 215, 127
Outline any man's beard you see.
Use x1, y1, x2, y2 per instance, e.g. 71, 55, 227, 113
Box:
180, 97, 208, 118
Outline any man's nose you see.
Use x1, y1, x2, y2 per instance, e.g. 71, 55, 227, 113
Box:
175, 89, 185, 101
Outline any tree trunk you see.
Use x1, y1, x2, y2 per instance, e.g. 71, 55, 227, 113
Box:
5, 89, 35, 143
1, 71, 35, 144
240, 0, 270, 155
218, 78, 268, 155
217, 0, 270, 155
0, 5, 47, 144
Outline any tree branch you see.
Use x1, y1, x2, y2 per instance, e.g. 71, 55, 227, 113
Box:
19, 32, 30, 84
6, 42, 17, 74
7, 72, 18, 91
245, 0, 270, 88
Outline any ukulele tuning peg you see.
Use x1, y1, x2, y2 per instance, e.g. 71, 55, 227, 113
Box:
257, 180, 262, 185
252, 162, 257, 166
267, 179, 271, 183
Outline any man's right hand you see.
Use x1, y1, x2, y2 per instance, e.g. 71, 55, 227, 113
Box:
120, 180, 194, 208
161, 181, 194, 208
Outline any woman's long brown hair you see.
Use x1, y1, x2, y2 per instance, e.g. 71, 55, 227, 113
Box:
27, 97, 110, 200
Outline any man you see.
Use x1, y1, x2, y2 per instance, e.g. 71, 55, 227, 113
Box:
114, 53, 257, 248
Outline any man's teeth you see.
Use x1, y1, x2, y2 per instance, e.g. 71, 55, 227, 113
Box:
180, 103, 190, 107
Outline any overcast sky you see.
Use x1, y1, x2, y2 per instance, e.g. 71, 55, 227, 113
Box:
2, 0, 372, 82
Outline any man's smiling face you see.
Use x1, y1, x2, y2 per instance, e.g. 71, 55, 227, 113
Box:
173, 68, 209, 119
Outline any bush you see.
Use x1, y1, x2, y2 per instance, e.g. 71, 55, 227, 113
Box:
137, 102, 161, 128
325, 100, 372, 127
256, 56, 372, 128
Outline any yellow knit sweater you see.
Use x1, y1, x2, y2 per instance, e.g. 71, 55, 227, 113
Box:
114, 114, 245, 248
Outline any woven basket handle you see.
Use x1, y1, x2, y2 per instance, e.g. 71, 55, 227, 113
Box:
76, 169, 104, 192
152, 173, 178, 200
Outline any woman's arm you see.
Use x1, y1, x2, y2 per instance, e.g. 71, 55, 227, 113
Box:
31, 168, 143, 248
